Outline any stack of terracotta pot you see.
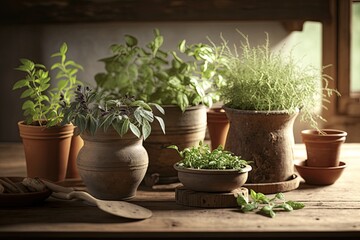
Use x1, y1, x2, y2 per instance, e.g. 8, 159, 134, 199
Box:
295, 129, 348, 185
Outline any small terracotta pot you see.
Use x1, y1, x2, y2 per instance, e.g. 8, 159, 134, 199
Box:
18, 121, 74, 182
66, 133, 84, 179
206, 107, 229, 150
301, 129, 347, 167
174, 164, 252, 192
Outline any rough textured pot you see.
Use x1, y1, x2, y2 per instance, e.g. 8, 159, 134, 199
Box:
144, 105, 207, 181
66, 133, 84, 179
18, 121, 74, 182
223, 107, 299, 184
301, 129, 347, 167
174, 164, 252, 192
207, 107, 230, 150
294, 160, 347, 185
77, 129, 148, 200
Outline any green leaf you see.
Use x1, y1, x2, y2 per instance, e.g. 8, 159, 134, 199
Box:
260, 205, 275, 218
125, 35, 138, 47
139, 109, 154, 122
142, 119, 151, 140
275, 192, 285, 200
87, 114, 98, 135
129, 122, 141, 138
60, 42, 68, 55
241, 203, 257, 212
57, 79, 68, 90
177, 92, 189, 112
13, 79, 28, 90
22, 100, 34, 110
150, 103, 165, 115
179, 40, 186, 53
120, 118, 130, 136
236, 194, 248, 206
286, 201, 305, 210
20, 88, 33, 98
155, 116, 166, 134
131, 100, 152, 111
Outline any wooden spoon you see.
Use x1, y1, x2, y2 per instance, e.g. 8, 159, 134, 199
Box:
42, 179, 152, 220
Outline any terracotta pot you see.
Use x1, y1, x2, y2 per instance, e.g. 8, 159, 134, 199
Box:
223, 107, 299, 184
301, 129, 347, 167
206, 107, 229, 150
66, 133, 84, 179
77, 129, 148, 200
144, 105, 207, 181
18, 121, 74, 182
174, 164, 252, 192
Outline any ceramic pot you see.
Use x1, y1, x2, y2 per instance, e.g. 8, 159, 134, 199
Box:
301, 129, 347, 167
144, 105, 207, 182
206, 107, 229, 150
223, 107, 299, 184
66, 133, 84, 179
77, 129, 148, 200
174, 164, 252, 192
18, 121, 74, 182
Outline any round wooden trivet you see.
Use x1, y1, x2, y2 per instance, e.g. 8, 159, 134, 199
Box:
244, 174, 300, 194
175, 186, 248, 208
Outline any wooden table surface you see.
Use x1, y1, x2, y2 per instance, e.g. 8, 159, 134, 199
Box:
0, 143, 359, 239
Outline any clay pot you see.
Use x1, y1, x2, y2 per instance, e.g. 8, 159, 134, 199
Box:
174, 164, 252, 192
77, 129, 148, 200
66, 133, 84, 179
144, 105, 207, 183
18, 121, 74, 182
223, 107, 299, 185
206, 107, 230, 150
301, 129, 347, 167
294, 160, 347, 185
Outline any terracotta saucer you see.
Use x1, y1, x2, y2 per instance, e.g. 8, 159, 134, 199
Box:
294, 160, 347, 185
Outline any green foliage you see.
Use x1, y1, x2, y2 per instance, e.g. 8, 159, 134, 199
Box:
236, 189, 305, 218
95, 29, 227, 112
169, 141, 249, 170
13, 43, 83, 127
219, 31, 340, 130
61, 86, 165, 140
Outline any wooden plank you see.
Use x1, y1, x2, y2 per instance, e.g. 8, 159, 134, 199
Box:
0, 0, 331, 24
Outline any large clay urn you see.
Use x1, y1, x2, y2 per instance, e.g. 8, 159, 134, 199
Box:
223, 107, 299, 185
77, 129, 148, 200
144, 105, 207, 184
18, 121, 74, 182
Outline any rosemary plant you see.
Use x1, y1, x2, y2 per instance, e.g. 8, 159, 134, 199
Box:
220, 31, 339, 130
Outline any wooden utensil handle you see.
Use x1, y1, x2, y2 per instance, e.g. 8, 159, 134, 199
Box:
40, 179, 75, 193
68, 191, 97, 205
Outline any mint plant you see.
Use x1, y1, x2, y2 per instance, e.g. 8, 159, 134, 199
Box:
168, 141, 249, 170
95, 29, 227, 112
236, 189, 305, 218
13, 43, 83, 127
61, 85, 165, 140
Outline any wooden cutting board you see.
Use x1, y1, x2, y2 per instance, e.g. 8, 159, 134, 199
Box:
175, 185, 248, 208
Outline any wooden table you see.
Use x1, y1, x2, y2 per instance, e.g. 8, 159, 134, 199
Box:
0, 143, 359, 239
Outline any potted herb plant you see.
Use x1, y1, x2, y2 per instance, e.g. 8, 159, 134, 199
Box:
169, 141, 252, 192
219, 31, 340, 193
94, 29, 227, 184
13, 43, 83, 182
61, 86, 165, 200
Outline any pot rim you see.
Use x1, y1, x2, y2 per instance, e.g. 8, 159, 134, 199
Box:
173, 163, 252, 174
301, 129, 347, 137
294, 160, 347, 170
222, 106, 299, 115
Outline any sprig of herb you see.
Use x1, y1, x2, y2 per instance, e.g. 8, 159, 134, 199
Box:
236, 189, 305, 218
13, 43, 83, 127
168, 141, 249, 170
61, 86, 165, 140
